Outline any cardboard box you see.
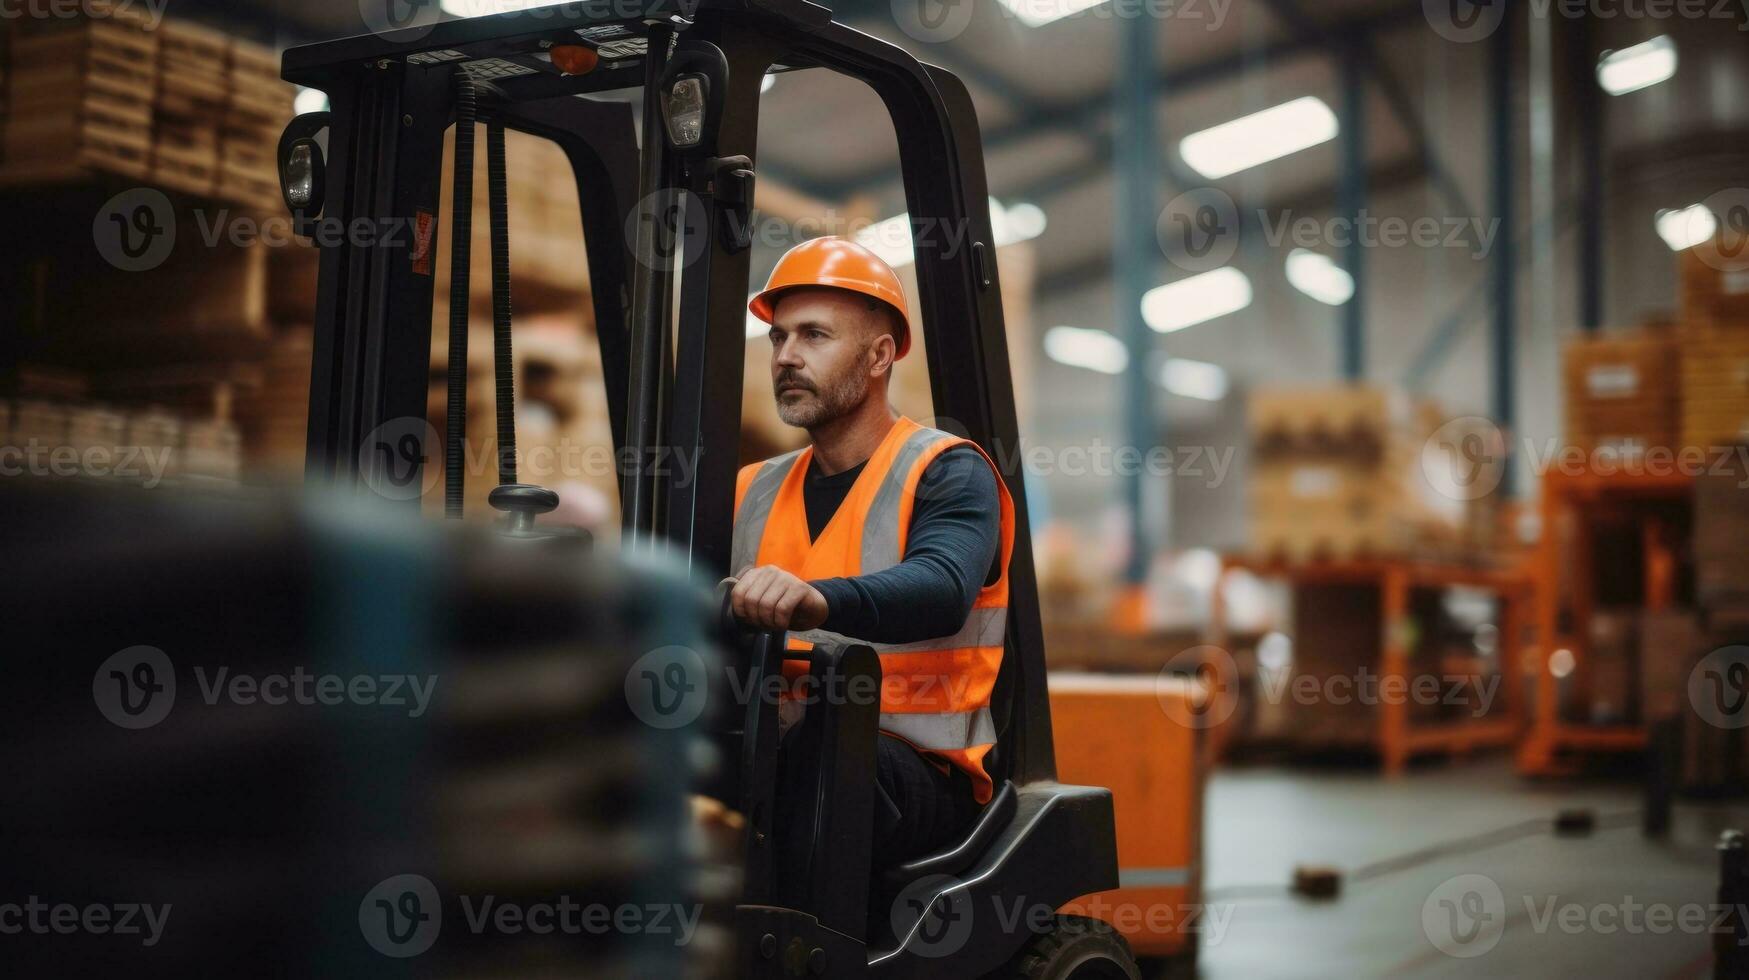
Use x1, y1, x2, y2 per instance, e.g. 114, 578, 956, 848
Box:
1680, 331, 1749, 449
1696, 442, 1749, 610
1639, 611, 1703, 720
1248, 385, 1471, 560
1562, 330, 1679, 456
1679, 240, 1749, 328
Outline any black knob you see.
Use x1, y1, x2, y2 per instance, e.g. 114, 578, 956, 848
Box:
488, 483, 560, 534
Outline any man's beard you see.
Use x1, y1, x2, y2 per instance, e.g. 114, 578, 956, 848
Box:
774, 365, 869, 428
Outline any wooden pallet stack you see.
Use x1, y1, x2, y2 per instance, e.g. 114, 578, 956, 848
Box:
0, 3, 157, 186
222, 37, 292, 211
151, 19, 229, 199
1248, 385, 1469, 562
1561, 329, 1680, 457
434, 126, 594, 316
233, 328, 312, 481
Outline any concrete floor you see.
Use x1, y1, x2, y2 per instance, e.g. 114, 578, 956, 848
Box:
1197, 758, 1748, 979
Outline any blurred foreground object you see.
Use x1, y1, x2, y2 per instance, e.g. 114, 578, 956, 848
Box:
0, 479, 714, 977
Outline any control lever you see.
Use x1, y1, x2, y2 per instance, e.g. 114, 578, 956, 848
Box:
709, 155, 754, 253
489, 483, 559, 535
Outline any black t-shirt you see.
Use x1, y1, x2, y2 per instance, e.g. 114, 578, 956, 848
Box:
802, 446, 1002, 645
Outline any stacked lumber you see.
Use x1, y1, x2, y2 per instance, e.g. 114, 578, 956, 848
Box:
233, 328, 313, 481
1248, 385, 1469, 561
0, 3, 156, 185
151, 19, 228, 198
222, 37, 293, 211
434, 126, 593, 316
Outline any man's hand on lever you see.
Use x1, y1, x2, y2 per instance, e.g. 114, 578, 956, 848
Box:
730, 565, 829, 632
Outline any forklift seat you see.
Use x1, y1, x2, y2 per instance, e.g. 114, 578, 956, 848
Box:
880, 779, 1018, 891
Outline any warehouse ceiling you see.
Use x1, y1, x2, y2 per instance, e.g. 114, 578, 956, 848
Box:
183, 0, 1440, 290
172, 0, 1749, 379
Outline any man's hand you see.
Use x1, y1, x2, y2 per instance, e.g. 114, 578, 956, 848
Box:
731, 565, 829, 632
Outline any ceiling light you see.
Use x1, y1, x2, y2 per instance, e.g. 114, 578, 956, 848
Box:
1180, 96, 1338, 179
1598, 35, 1677, 95
994, 0, 1109, 27
1655, 203, 1715, 251
1044, 326, 1128, 375
857, 198, 1046, 269
1002, 202, 1048, 242
854, 213, 915, 267
1159, 358, 1229, 401
1141, 267, 1252, 333
1285, 248, 1354, 306
294, 86, 329, 115
761, 73, 777, 94
440, 0, 568, 13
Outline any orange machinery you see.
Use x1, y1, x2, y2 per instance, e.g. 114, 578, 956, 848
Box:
1210, 555, 1531, 774
1517, 468, 1691, 775
1051, 673, 1206, 971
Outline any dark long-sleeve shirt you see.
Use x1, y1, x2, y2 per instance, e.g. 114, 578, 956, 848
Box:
803, 447, 1001, 645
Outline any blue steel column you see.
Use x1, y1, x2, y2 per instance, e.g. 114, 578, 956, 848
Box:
1339, 45, 1367, 380
1490, 11, 1518, 495
1117, 17, 1158, 585
1571, 12, 1604, 332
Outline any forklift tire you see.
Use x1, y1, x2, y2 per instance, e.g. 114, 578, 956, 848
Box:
998, 915, 1142, 980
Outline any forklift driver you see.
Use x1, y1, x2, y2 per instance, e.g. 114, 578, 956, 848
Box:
728, 236, 1016, 869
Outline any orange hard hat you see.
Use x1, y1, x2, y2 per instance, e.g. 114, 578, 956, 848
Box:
748, 236, 912, 358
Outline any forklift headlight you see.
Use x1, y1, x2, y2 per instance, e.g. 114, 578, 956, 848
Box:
282, 138, 325, 211
662, 73, 709, 149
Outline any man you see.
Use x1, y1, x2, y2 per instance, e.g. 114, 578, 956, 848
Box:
728, 236, 1015, 868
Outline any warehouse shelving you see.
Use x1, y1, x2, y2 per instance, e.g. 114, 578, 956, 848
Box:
1516, 467, 1692, 776
1209, 555, 1532, 775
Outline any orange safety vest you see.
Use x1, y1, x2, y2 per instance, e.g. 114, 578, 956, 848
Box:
732, 416, 1015, 804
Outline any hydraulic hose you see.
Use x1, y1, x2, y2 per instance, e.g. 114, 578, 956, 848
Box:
486, 118, 517, 488
445, 72, 477, 520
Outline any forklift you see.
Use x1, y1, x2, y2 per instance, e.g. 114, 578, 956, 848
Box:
279, 2, 1140, 976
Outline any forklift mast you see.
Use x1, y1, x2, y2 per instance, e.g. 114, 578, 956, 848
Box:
280, 0, 1058, 793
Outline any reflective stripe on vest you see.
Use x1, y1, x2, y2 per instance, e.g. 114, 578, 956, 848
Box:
730, 448, 804, 574
730, 419, 1011, 804
859, 426, 954, 573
